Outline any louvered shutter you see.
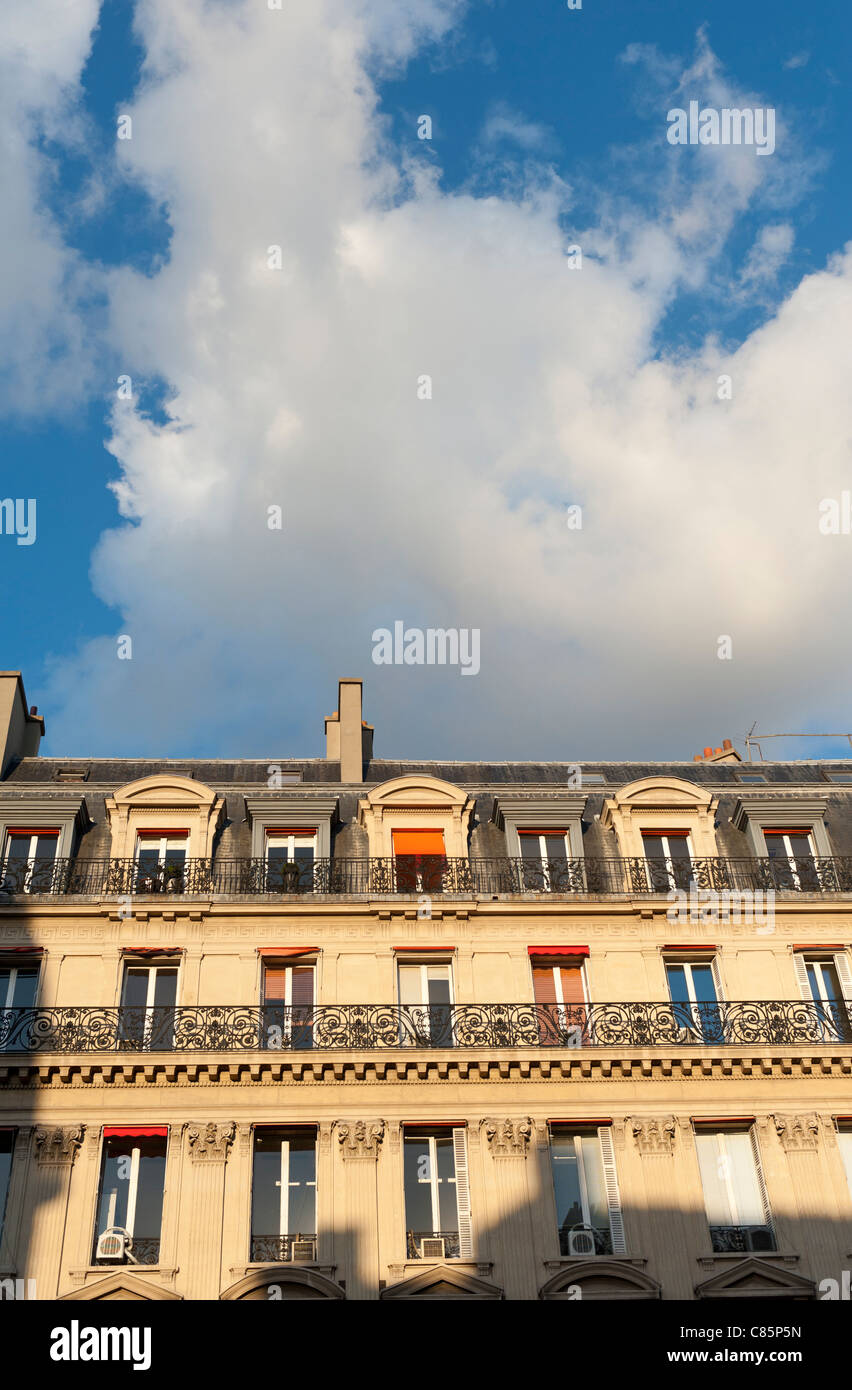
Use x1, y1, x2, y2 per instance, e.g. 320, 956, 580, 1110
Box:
834, 952, 852, 1002
748, 1126, 775, 1237
710, 957, 724, 1001
597, 1126, 626, 1255
792, 952, 811, 1001
452, 1127, 473, 1258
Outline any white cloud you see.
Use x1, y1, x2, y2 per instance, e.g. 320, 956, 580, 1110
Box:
783, 51, 810, 70
17, 6, 852, 758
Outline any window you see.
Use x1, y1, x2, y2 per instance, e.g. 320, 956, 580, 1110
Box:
398, 960, 454, 1046
549, 1125, 625, 1256
665, 958, 724, 1043
0, 1130, 13, 1245
642, 831, 693, 890
531, 955, 588, 1044
793, 952, 852, 1041
134, 833, 188, 892
518, 831, 571, 891
764, 829, 819, 890
119, 963, 178, 1049
250, 1127, 317, 1262
694, 1128, 775, 1253
265, 830, 316, 891
262, 960, 315, 1049
0, 962, 40, 1052
0, 829, 58, 892
403, 1127, 472, 1259
738, 774, 767, 784
826, 773, 852, 784
392, 830, 447, 893
93, 1128, 168, 1265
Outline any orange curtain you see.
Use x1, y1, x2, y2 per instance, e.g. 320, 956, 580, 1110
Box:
392, 830, 446, 855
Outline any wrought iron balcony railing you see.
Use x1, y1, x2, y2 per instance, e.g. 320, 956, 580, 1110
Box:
250, 1234, 317, 1263
2, 854, 852, 897
407, 1231, 461, 1259
709, 1225, 776, 1254
1, 1000, 850, 1054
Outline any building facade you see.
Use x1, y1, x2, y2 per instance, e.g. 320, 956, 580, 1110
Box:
1, 671, 851, 1302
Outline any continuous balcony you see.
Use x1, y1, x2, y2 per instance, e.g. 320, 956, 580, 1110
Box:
1, 1000, 850, 1053
3, 854, 852, 897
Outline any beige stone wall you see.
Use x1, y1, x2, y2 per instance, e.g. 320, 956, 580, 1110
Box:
1, 894, 851, 1300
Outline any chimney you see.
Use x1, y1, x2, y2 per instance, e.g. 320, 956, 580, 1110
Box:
0, 672, 45, 778
324, 679, 373, 782
693, 738, 741, 765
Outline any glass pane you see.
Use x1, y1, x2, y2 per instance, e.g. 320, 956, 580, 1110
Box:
642, 835, 665, 859
690, 965, 717, 1004
152, 969, 178, 1010
543, 835, 567, 862
519, 836, 543, 862
136, 848, 161, 875
403, 1136, 435, 1231
427, 970, 451, 1007
398, 966, 423, 1006
121, 968, 151, 1009
436, 1135, 458, 1232
288, 1135, 317, 1233
837, 1132, 852, 1199
0, 1131, 12, 1236
551, 1131, 584, 1235
10, 970, 38, 1009
666, 964, 689, 1005
817, 962, 842, 1002
725, 1132, 765, 1226
788, 834, 813, 859
34, 835, 58, 861
765, 835, 785, 860
252, 1133, 284, 1235
695, 1133, 733, 1225
96, 1136, 166, 1241
133, 1150, 166, 1239
668, 836, 692, 861
579, 1135, 609, 1232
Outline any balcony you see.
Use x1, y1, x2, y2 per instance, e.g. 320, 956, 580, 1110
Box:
3, 854, 852, 898
709, 1225, 776, 1254
1, 1000, 850, 1053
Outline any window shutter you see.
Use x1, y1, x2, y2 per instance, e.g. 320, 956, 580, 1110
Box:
792, 952, 811, 1001
452, 1127, 473, 1258
597, 1127, 626, 1255
710, 957, 724, 1002
833, 952, 852, 1002
532, 966, 557, 1005
748, 1127, 774, 1236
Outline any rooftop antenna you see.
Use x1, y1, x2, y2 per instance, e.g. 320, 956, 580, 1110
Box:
744, 724, 852, 762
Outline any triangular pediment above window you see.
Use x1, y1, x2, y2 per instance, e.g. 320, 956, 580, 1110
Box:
539, 1260, 661, 1301
381, 1264, 503, 1300
59, 1271, 182, 1301
695, 1258, 815, 1299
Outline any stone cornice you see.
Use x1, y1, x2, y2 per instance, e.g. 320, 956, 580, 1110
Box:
2, 1049, 852, 1090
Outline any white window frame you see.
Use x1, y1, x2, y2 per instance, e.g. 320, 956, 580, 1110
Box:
405, 1127, 472, 1258
261, 962, 316, 1007
397, 959, 454, 1047
270, 1135, 317, 1238
764, 830, 816, 889
98, 1132, 168, 1244
0, 965, 40, 1011
121, 962, 179, 1049
1, 830, 59, 892
134, 834, 189, 868
265, 831, 317, 861
695, 1128, 774, 1242
518, 831, 571, 891
531, 958, 590, 1044
793, 951, 852, 1039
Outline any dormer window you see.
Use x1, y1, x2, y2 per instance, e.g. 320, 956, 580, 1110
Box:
641, 830, 693, 890
518, 831, 570, 891
763, 829, 818, 890
1, 829, 58, 893
265, 830, 316, 891
392, 829, 447, 893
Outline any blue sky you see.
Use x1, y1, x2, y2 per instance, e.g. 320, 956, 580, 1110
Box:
2, 0, 851, 761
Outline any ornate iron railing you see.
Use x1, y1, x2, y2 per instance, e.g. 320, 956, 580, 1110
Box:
1, 1000, 850, 1053
709, 1225, 776, 1254
2, 853, 852, 897
250, 1234, 317, 1263
407, 1231, 461, 1259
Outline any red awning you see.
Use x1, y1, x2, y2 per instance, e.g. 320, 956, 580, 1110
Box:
103, 1126, 169, 1138
135, 829, 189, 837
1, 946, 44, 954
548, 1117, 612, 1126
527, 945, 589, 957
257, 947, 317, 958
792, 944, 843, 951
393, 945, 456, 953
662, 944, 717, 952
121, 947, 183, 956
5, 828, 59, 836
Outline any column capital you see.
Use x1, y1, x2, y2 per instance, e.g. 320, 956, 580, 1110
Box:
483, 1117, 532, 1158
33, 1125, 84, 1167
186, 1121, 236, 1163
336, 1119, 385, 1161
772, 1113, 820, 1152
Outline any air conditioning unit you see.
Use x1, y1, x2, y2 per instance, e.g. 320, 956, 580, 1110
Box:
420, 1237, 446, 1259
567, 1226, 597, 1257
96, 1227, 132, 1261
291, 1238, 317, 1263
745, 1226, 775, 1253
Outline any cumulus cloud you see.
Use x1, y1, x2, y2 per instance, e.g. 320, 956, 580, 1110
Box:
15, 4, 852, 759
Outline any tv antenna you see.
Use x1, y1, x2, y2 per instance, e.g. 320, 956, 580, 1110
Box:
745, 722, 852, 762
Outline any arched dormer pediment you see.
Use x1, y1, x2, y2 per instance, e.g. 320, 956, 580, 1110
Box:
105, 775, 225, 859
540, 1260, 661, 1301
600, 777, 718, 858
357, 775, 474, 858
219, 1267, 345, 1301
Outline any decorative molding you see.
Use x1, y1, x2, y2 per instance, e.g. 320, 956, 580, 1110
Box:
772, 1113, 820, 1151
337, 1119, 384, 1161
236, 1124, 253, 1158
631, 1117, 677, 1155
33, 1125, 84, 1166
186, 1121, 235, 1162
483, 1117, 532, 1157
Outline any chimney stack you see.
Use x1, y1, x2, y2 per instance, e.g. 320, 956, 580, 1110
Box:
324, 679, 373, 782
0, 672, 45, 778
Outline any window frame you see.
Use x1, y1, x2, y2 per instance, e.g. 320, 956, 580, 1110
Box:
93, 1128, 169, 1265
402, 1125, 473, 1259
250, 1125, 318, 1256
693, 1125, 775, 1253
548, 1123, 626, 1257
